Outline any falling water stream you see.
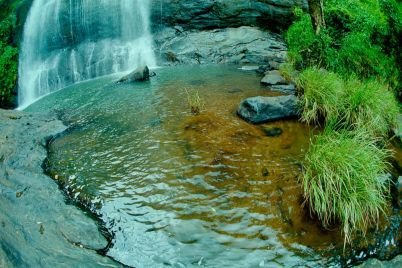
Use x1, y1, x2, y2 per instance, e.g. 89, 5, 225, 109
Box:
18, 0, 156, 108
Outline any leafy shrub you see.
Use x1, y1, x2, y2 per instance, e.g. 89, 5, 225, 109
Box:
0, 42, 18, 106
302, 129, 390, 244
334, 32, 398, 87
286, 10, 333, 69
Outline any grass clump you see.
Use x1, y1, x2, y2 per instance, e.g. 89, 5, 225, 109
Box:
185, 88, 204, 115
297, 68, 344, 125
342, 79, 399, 136
302, 129, 390, 245
297, 68, 399, 136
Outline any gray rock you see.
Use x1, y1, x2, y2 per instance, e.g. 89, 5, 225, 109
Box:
261, 70, 287, 85
0, 109, 121, 267
357, 255, 402, 268
118, 65, 150, 83
151, 0, 308, 31
154, 26, 287, 65
237, 95, 299, 124
271, 84, 296, 95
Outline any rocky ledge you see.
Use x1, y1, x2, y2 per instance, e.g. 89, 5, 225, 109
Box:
0, 109, 120, 267
155, 26, 287, 65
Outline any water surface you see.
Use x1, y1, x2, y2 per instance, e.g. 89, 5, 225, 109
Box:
27, 65, 343, 267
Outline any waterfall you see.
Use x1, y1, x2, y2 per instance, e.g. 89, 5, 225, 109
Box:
18, 0, 156, 109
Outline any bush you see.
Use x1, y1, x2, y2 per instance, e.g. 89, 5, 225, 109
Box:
334, 32, 399, 87
0, 41, 18, 107
297, 68, 344, 125
302, 129, 390, 244
286, 10, 333, 69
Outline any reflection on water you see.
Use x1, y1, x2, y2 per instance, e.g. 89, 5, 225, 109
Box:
27, 65, 343, 267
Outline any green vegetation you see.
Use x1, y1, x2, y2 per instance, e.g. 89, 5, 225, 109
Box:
297, 68, 399, 136
286, 0, 401, 245
297, 68, 343, 125
185, 88, 204, 115
0, 0, 26, 108
303, 129, 389, 244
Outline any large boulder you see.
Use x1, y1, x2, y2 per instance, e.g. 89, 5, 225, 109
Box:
118, 65, 150, 83
151, 0, 308, 32
237, 95, 299, 124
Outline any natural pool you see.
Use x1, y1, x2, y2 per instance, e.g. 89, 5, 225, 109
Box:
27, 65, 352, 267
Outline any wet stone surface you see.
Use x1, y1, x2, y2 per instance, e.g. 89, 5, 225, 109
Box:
0, 109, 120, 267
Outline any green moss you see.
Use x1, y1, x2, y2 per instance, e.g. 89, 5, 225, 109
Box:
302, 129, 390, 245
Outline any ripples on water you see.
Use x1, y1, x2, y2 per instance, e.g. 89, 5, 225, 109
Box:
28, 65, 343, 267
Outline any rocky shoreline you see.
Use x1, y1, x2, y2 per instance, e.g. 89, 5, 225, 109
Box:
0, 109, 121, 267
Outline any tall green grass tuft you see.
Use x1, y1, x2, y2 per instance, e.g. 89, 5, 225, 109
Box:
297, 68, 399, 136
297, 68, 344, 125
342, 79, 399, 136
302, 129, 390, 245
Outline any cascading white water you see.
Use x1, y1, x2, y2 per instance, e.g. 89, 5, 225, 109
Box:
18, 0, 156, 109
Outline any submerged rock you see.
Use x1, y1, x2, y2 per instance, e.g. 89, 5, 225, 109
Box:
262, 127, 283, 137
118, 65, 150, 83
237, 95, 299, 124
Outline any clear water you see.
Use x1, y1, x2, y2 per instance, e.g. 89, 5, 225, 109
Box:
27, 65, 343, 267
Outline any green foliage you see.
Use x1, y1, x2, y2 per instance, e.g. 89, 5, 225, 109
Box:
286, 10, 333, 69
287, 0, 402, 93
334, 32, 398, 87
302, 128, 390, 245
0, 0, 21, 108
0, 42, 18, 105
287, 0, 401, 246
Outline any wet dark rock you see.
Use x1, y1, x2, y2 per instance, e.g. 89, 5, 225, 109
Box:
357, 256, 402, 268
256, 65, 273, 75
118, 65, 150, 83
270, 84, 296, 95
0, 109, 120, 267
263, 127, 283, 137
237, 95, 299, 124
154, 26, 287, 65
261, 70, 287, 85
151, 0, 308, 32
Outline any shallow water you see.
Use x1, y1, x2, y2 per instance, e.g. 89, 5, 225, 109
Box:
27, 65, 344, 267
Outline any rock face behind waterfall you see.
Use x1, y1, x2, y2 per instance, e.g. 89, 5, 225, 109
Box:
151, 0, 308, 31
118, 66, 150, 83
